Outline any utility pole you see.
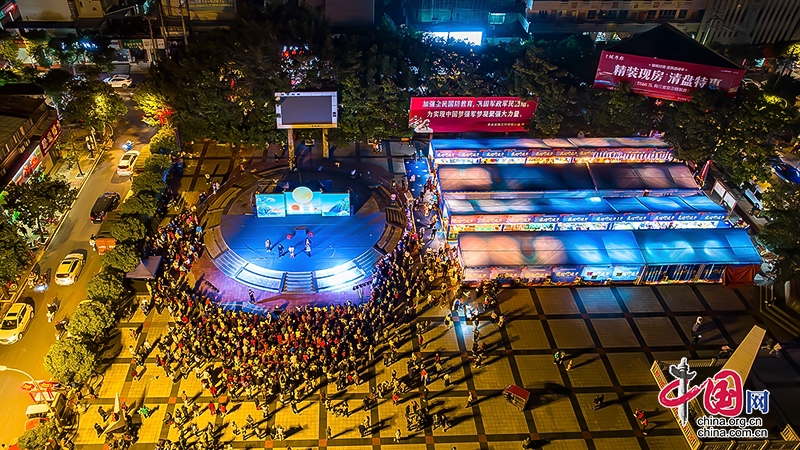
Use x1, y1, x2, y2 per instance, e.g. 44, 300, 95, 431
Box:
146, 15, 158, 62
157, 0, 168, 50
178, 0, 189, 47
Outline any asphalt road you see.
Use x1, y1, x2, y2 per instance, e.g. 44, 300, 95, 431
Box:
0, 94, 155, 445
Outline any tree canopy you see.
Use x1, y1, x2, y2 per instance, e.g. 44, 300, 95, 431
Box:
111, 216, 148, 244
17, 420, 58, 450
4, 173, 77, 235
101, 244, 140, 273
44, 337, 98, 384
0, 221, 32, 285
86, 269, 128, 303
67, 300, 116, 340
60, 78, 127, 134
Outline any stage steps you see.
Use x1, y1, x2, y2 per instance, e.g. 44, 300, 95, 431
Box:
352, 247, 383, 274
212, 250, 248, 278
282, 272, 317, 293
385, 207, 406, 227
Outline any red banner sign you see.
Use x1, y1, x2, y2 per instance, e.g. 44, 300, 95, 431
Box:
593, 51, 745, 102
39, 118, 62, 155
409, 96, 537, 133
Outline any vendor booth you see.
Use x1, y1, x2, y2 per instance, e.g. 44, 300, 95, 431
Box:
437, 163, 701, 199
457, 228, 762, 286
442, 195, 728, 240
429, 137, 673, 166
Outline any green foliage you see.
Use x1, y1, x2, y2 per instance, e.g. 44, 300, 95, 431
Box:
132, 87, 170, 127
131, 171, 166, 195
48, 33, 116, 72
0, 30, 20, 67
147, 127, 179, 155
111, 216, 147, 243
757, 181, 800, 281
120, 193, 158, 218
20, 29, 54, 68
4, 172, 77, 234
17, 420, 58, 450
67, 300, 116, 339
511, 45, 567, 137
0, 221, 32, 285
44, 337, 98, 384
86, 269, 128, 302
60, 78, 127, 133
589, 83, 653, 136
143, 154, 173, 174
101, 244, 140, 273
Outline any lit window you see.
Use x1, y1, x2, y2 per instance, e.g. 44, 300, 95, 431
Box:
678, 9, 687, 18
489, 13, 505, 24
587, 10, 597, 19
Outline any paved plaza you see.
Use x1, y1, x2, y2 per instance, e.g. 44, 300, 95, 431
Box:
68, 282, 799, 450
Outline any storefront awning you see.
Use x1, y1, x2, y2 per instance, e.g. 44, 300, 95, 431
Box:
445, 195, 724, 216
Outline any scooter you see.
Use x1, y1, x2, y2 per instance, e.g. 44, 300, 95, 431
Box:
46, 301, 59, 322
55, 319, 68, 340
123, 140, 134, 151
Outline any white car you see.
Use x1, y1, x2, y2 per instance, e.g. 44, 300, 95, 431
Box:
117, 150, 140, 177
0, 303, 34, 345
103, 74, 132, 88
54, 252, 85, 286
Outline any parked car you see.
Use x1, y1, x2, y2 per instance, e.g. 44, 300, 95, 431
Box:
90, 192, 120, 223
0, 303, 34, 345
117, 150, 140, 177
771, 161, 800, 185
103, 74, 132, 88
54, 252, 85, 286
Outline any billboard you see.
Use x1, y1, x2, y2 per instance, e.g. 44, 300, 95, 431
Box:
275, 92, 338, 129
284, 186, 322, 215
408, 97, 537, 133
320, 193, 351, 217
593, 51, 745, 102
255, 194, 286, 218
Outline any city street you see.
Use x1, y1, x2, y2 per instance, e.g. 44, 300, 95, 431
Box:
0, 94, 155, 445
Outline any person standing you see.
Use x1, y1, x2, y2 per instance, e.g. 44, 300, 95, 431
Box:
443, 372, 451, 387
288, 245, 295, 258
265, 238, 271, 251
326, 425, 332, 440
394, 428, 402, 443
566, 359, 574, 371
466, 391, 476, 408
277, 244, 284, 258
692, 317, 703, 334
248, 289, 256, 304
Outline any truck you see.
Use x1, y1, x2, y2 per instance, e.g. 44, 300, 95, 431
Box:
95, 210, 119, 255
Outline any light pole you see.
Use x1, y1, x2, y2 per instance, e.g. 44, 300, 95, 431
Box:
0, 365, 52, 412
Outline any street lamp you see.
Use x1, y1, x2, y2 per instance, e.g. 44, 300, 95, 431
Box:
0, 365, 52, 412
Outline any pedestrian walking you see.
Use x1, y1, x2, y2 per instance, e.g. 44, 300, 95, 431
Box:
358, 423, 366, 437
691, 333, 701, 346
265, 238, 271, 251
392, 392, 400, 406
181, 390, 189, 405
291, 400, 299, 414
98, 406, 108, 421
394, 428, 402, 443
326, 425, 332, 440
248, 289, 256, 304
770, 342, 784, 356
443, 372, 451, 387
466, 391, 476, 408
566, 359, 573, 371
553, 350, 560, 365
593, 394, 604, 410
692, 317, 703, 334
231, 421, 240, 435
418, 334, 425, 349
497, 314, 505, 328
94, 423, 104, 437
277, 244, 284, 257
218, 403, 227, 417
640, 417, 649, 435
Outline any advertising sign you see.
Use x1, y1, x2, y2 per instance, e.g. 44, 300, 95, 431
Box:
409, 97, 538, 133
320, 193, 351, 217
255, 194, 286, 218
594, 51, 745, 102
581, 266, 613, 281
284, 187, 322, 215
611, 265, 642, 281
275, 92, 338, 129
551, 267, 582, 284
39, 118, 62, 155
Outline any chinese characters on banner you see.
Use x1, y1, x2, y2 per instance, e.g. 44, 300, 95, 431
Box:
593, 51, 745, 102
39, 118, 62, 155
409, 97, 538, 133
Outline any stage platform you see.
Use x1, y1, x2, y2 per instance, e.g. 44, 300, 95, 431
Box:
202, 164, 406, 293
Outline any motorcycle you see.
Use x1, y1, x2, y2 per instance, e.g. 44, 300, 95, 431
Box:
46, 300, 59, 322
123, 140, 134, 151
55, 319, 69, 340
34, 269, 51, 293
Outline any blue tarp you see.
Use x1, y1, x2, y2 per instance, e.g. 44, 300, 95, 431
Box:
458, 228, 761, 268
445, 195, 724, 216
437, 163, 698, 193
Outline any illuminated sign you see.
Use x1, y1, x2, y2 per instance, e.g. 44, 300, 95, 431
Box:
594, 51, 745, 102
409, 97, 538, 133
39, 119, 62, 155
275, 92, 338, 129
255, 194, 286, 218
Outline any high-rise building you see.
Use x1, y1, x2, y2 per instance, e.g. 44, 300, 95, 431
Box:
526, 0, 709, 39
407, 0, 532, 43
698, 0, 800, 45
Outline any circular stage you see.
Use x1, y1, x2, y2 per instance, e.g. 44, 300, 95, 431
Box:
201, 163, 405, 293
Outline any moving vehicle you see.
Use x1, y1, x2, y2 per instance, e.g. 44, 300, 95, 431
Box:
0, 303, 34, 345
54, 253, 85, 286
117, 150, 140, 177
103, 74, 132, 88
90, 192, 121, 223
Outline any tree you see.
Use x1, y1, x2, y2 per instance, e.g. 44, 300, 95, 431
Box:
36, 69, 73, 117
101, 244, 140, 273
120, 193, 158, 218
111, 216, 147, 243
20, 29, 54, 69
48, 33, 115, 74
588, 83, 653, 136
131, 171, 166, 195
511, 45, 568, 137
757, 180, 800, 281
143, 154, 173, 174
4, 172, 77, 236
67, 300, 116, 340
44, 337, 97, 384
60, 78, 126, 141
147, 127, 179, 155
86, 269, 128, 303
0, 30, 20, 68
17, 420, 58, 450
659, 89, 728, 164
0, 221, 32, 285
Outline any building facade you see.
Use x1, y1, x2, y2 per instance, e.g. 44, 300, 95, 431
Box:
408, 0, 532, 42
698, 0, 800, 45
527, 0, 709, 39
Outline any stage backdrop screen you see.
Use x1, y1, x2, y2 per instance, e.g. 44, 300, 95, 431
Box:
321, 193, 351, 217
409, 97, 537, 133
275, 92, 338, 129
285, 186, 322, 215
255, 194, 286, 218
593, 50, 745, 102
